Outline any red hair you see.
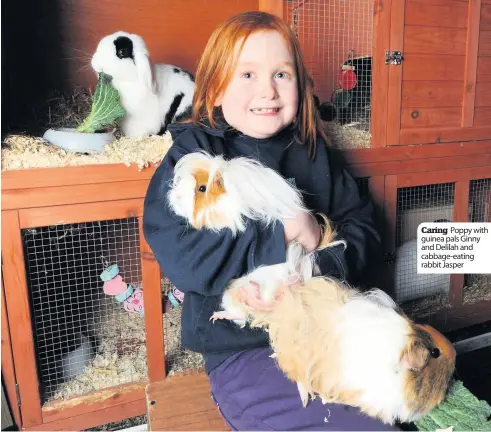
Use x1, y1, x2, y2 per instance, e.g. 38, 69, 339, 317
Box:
192, 11, 328, 158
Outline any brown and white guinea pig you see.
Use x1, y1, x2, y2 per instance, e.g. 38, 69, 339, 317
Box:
168, 151, 345, 326
249, 277, 456, 425
91, 31, 195, 137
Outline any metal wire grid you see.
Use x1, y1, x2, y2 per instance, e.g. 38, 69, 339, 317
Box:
394, 183, 455, 304
22, 218, 145, 402
464, 178, 491, 304
286, 0, 373, 130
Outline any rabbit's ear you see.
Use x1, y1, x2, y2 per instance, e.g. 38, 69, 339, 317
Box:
134, 51, 155, 93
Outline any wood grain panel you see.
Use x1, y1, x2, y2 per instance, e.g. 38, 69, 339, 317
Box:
42, 384, 145, 423
1, 164, 156, 191
400, 126, 491, 144
477, 56, 491, 81
386, 0, 405, 145
475, 82, 491, 105
18, 199, 143, 228
401, 107, 462, 128
462, 0, 482, 127
403, 55, 465, 81
1, 280, 22, 429
402, 81, 462, 107
474, 106, 491, 125
1, 211, 42, 428
2, 180, 149, 210
405, 2, 468, 28
479, 31, 491, 56
258, 0, 283, 17
139, 218, 165, 383
32, 397, 146, 431
147, 371, 229, 431
404, 26, 466, 55
482, 4, 491, 30
349, 155, 491, 178
371, 0, 392, 147
407, 0, 468, 5
341, 141, 491, 165
396, 165, 491, 187
59, 0, 259, 89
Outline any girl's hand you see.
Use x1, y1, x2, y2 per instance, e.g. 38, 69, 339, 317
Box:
284, 211, 322, 252
238, 282, 281, 312
238, 276, 301, 312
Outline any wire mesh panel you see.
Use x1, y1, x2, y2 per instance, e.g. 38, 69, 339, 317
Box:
22, 218, 147, 403
286, 0, 373, 149
464, 178, 491, 305
161, 278, 204, 376
394, 184, 456, 313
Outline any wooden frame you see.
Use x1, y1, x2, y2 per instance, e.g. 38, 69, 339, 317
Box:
383, 164, 491, 332
1, 148, 490, 430
1, 168, 163, 431
385, 0, 491, 146
1, 1, 491, 429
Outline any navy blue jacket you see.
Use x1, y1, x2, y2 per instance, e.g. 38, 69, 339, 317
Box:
143, 122, 381, 374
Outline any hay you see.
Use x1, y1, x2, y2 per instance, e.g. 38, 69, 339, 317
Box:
2, 84, 167, 171
2, 132, 173, 171
161, 277, 204, 375
325, 121, 371, 149
48, 310, 148, 402
463, 274, 491, 305
87, 415, 147, 432
400, 275, 491, 318
164, 306, 204, 376
401, 292, 450, 319
47, 278, 202, 403
45, 86, 94, 131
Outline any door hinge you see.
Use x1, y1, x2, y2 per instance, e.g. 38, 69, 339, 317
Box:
15, 383, 21, 407
385, 51, 404, 65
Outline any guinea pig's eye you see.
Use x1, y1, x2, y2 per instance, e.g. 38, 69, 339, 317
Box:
198, 185, 207, 193
430, 348, 441, 358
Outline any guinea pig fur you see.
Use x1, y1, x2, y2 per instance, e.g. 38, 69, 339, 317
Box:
91, 31, 195, 137
249, 277, 456, 425
168, 151, 309, 235
168, 151, 345, 325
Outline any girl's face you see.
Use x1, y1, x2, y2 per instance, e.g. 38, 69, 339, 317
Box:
215, 30, 298, 139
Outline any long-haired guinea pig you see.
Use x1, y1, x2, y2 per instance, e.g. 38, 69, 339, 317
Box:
91, 31, 195, 137
168, 151, 345, 326
249, 277, 456, 425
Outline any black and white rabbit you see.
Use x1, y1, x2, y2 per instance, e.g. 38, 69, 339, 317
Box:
91, 31, 195, 137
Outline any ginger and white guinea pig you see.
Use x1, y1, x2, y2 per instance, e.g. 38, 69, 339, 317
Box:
168, 151, 345, 326
91, 31, 195, 137
249, 277, 456, 425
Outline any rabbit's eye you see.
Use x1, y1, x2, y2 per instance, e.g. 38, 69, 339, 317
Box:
198, 185, 207, 193
117, 48, 131, 58
114, 36, 134, 59
430, 348, 441, 358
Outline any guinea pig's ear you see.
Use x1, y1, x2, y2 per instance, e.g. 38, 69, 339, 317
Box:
401, 339, 430, 371
134, 50, 155, 93
210, 171, 225, 194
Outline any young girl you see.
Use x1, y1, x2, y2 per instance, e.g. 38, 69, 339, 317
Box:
143, 11, 396, 431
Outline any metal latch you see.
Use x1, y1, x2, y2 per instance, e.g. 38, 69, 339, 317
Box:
385, 51, 404, 65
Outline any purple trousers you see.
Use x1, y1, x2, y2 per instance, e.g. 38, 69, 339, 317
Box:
209, 347, 400, 431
